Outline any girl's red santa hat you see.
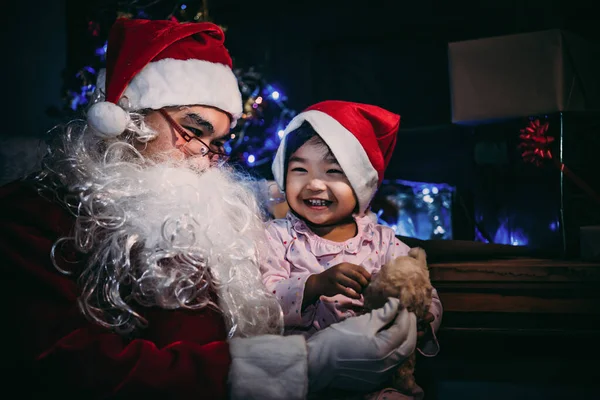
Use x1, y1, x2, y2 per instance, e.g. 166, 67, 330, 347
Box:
272, 100, 400, 215
87, 18, 242, 137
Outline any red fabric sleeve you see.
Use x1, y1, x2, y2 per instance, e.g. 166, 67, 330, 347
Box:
0, 182, 231, 398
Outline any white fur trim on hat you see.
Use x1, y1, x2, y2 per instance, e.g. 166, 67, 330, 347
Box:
124, 58, 242, 127
272, 110, 379, 214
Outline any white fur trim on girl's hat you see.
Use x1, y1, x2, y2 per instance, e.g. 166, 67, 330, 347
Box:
272, 101, 400, 215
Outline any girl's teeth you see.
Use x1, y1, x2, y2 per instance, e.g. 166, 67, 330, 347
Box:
308, 199, 328, 206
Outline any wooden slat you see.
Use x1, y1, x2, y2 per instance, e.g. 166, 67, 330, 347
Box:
429, 257, 600, 282
439, 292, 600, 314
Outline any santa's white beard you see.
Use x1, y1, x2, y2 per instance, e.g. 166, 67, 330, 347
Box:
62, 148, 283, 337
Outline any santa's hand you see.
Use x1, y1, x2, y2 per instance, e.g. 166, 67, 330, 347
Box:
306, 297, 417, 393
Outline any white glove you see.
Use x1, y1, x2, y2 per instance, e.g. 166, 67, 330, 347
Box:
306, 297, 417, 393
229, 335, 308, 400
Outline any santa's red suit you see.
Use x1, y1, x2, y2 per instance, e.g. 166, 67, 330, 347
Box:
1, 181, 235, 397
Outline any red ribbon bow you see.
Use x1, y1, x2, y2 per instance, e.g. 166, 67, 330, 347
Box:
518, 119, 554, 166
517, 118, 600, 207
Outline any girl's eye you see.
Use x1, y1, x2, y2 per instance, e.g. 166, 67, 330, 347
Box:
291, 167, 307, 172
327, 169, 343, 174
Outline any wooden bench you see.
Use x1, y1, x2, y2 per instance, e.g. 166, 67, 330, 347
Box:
415, 254, 600, 398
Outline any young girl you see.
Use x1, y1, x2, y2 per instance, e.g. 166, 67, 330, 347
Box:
261, 100, 442, 398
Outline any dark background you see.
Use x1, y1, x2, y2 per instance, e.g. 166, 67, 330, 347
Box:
2, 0, 598, 238
2, 0, 598, 139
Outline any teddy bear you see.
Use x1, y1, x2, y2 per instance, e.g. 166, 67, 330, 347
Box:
362, 247, 433, 398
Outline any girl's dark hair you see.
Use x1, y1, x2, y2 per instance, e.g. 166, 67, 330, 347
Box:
284, 121, 320, 161
283, 121, 329, 187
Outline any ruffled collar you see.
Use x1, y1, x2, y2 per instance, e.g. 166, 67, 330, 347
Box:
286, 212, 376, 256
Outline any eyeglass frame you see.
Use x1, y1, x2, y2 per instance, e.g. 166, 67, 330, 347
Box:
158, 108, 230, 162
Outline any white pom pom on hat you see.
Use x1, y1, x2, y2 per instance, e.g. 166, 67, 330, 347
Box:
87, 101, 131, 138
86, 18, 243, 138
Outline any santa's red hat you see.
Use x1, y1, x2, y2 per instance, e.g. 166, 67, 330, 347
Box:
272, 100, 400, 214
87, 18, 242, 137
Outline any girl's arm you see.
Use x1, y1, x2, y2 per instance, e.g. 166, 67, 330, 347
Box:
260, 221, 318, 327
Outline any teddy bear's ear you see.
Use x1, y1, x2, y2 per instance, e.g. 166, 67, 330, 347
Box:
408, 247, 427, 264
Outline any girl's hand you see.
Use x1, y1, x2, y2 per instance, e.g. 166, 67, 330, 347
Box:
303, 263, 371, 308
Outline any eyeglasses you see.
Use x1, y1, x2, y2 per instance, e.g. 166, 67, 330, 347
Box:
158, 109, 229, 163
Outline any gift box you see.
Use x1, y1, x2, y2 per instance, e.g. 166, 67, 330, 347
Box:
448, 29, 600, 124
371, 179, 456, 241
469, 112, 600, 257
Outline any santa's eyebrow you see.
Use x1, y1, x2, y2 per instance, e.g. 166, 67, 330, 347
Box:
184, 113, 215, 134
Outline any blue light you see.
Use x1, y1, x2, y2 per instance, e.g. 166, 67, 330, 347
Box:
278, 130, 285, 139
69, 87, 89, 110
493, 224, 529, 246
95, 42, 108, 60
181, 4, 187, 10
248, 154, 256, 164
271, 91, 280, 100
